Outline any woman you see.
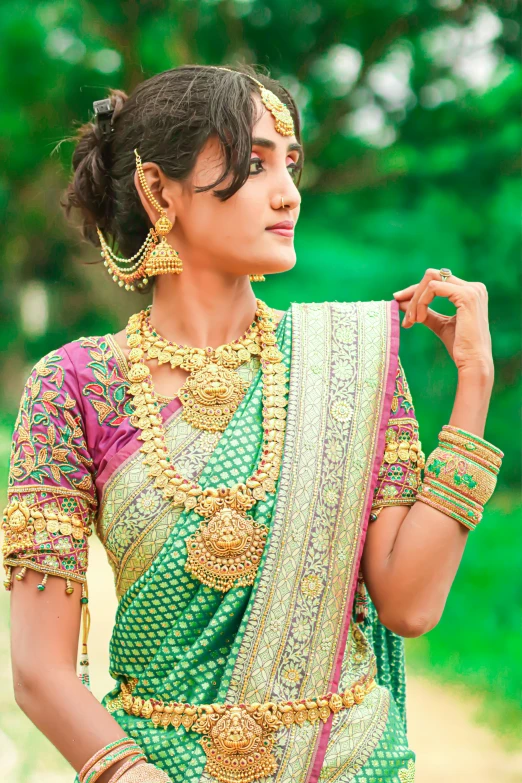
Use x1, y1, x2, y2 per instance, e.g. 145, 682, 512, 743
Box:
2, 64, 502, 783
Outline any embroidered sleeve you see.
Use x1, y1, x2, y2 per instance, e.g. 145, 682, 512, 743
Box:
370, 357, 425, 521
2, 346, 97, 594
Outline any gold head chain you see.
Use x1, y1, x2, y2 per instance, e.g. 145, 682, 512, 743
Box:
95, 69, 295, 290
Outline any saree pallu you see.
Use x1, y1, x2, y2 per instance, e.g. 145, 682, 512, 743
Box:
77, 300, 415, 783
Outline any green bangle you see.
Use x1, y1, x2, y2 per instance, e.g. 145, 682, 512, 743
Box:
84, 745, 143, 783
416, 488, 478, 531
441, 425, 503, 462
418, 482, 482, 528
424, 446, 498, 507
79, 738, 138, 783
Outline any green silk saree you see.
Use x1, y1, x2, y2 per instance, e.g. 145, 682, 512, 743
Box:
77, 300, 416, 783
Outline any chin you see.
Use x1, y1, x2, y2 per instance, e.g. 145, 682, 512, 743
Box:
256, 254, 297, 276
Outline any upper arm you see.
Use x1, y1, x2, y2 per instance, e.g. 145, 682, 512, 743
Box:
360, 358, 425, 611
10, 566, 83, 696
2, 347, 98, 685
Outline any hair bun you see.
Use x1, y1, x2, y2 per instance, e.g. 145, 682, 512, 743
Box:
61, 88, 129, 244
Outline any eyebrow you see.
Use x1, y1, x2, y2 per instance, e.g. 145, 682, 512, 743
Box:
252, 136, 303, 156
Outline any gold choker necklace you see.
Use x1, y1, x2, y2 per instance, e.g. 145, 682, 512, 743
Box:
125, 300, 288, 592
138, 304, 264, 432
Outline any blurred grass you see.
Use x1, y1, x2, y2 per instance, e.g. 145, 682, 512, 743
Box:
406, 492, 522, 749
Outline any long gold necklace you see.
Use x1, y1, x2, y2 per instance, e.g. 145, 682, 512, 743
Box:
137, 304, 263, 432
125, 301, 288, 592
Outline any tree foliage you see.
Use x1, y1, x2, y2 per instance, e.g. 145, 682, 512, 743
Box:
0, 0, 520, 486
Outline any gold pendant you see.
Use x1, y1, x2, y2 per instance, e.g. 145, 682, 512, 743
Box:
185, 507, 268, 592
195, 705, 278, 783
179, 362, 248, 432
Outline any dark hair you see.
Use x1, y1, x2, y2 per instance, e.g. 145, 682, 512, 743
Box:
61, 63, 303, 293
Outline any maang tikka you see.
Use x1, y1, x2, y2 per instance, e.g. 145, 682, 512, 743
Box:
93, 100, 182, 291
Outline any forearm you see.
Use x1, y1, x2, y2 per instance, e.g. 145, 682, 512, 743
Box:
14, 666, 142, 783
366, 371, 494, 635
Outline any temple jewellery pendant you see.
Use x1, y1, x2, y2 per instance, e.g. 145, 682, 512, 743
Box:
124, 300, 288, 592
137, 303, 265, 433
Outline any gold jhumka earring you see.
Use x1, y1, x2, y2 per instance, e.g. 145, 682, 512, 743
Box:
96, 148, 182, 291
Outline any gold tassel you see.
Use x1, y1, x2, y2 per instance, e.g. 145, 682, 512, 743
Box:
355, 567, 369, 624
77, 581, 91, 690
3, 565, 12, 591
15, 566, 27, 581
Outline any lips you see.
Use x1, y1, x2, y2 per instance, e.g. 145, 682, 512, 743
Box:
266, 220, 294, 230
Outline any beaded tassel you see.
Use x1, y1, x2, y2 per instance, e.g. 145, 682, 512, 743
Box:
355, 567, 369, 624
3, 565, 12, 590
78, 581, 91, 690
37, 573, 49, 591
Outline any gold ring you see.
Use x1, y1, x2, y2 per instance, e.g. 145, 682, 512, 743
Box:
439, 267, 452, 282
281, 196, 285, 208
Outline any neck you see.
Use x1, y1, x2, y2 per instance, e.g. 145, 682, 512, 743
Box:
148, 268, 259, 348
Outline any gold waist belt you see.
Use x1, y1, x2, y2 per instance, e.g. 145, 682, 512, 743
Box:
113, 672, 377, 783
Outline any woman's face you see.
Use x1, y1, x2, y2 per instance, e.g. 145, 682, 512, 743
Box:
138, 93, 303, 279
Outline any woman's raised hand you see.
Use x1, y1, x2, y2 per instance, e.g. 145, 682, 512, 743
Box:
393, 268, 494, 379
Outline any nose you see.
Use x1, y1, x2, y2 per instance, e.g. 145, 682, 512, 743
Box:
272, 185, 300, 212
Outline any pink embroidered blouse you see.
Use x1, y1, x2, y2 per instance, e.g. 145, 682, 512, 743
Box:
2, 335, 424, 591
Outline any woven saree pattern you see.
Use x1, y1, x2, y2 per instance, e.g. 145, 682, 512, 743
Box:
50, 301, 418, 783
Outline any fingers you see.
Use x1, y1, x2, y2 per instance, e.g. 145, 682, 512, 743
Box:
416, 279, 487, 323
401, 269, 466, 327
393, 284, 418, 301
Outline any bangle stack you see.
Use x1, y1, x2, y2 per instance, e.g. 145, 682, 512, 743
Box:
109, 763, 173, 782
78, 737, 172, 783
415, 425, 503, 531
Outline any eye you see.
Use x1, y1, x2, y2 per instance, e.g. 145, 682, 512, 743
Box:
249, 157, 264, 175
287, 161, 301, 180
249, 156, 303, 179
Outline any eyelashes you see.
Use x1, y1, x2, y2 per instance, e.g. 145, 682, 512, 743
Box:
249, 157, 303, 179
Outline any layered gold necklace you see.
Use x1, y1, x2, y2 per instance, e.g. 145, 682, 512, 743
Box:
137, 304, 263, 432
125, 300, 288, 592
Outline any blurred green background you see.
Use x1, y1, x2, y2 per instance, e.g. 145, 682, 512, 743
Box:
0, 0, 520, 780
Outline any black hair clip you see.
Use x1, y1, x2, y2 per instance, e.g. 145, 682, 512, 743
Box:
93, 98, 114, 136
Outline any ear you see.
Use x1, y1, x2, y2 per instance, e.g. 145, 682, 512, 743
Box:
133, 162, 178, 227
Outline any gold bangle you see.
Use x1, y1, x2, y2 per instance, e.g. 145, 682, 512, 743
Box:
439, 429, 502, 471
114, 762, 173, 782
441, 425, 503, 464
422, 477, 483, 514
79, 738, 138, 782
107, 755, 148, 783
424, 446, 498, 507
416, 483, 481, 529
86, 748, 145, 783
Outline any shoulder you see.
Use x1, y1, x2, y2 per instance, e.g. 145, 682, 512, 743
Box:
23, 335, 107, 384
28, 335, 107, 365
